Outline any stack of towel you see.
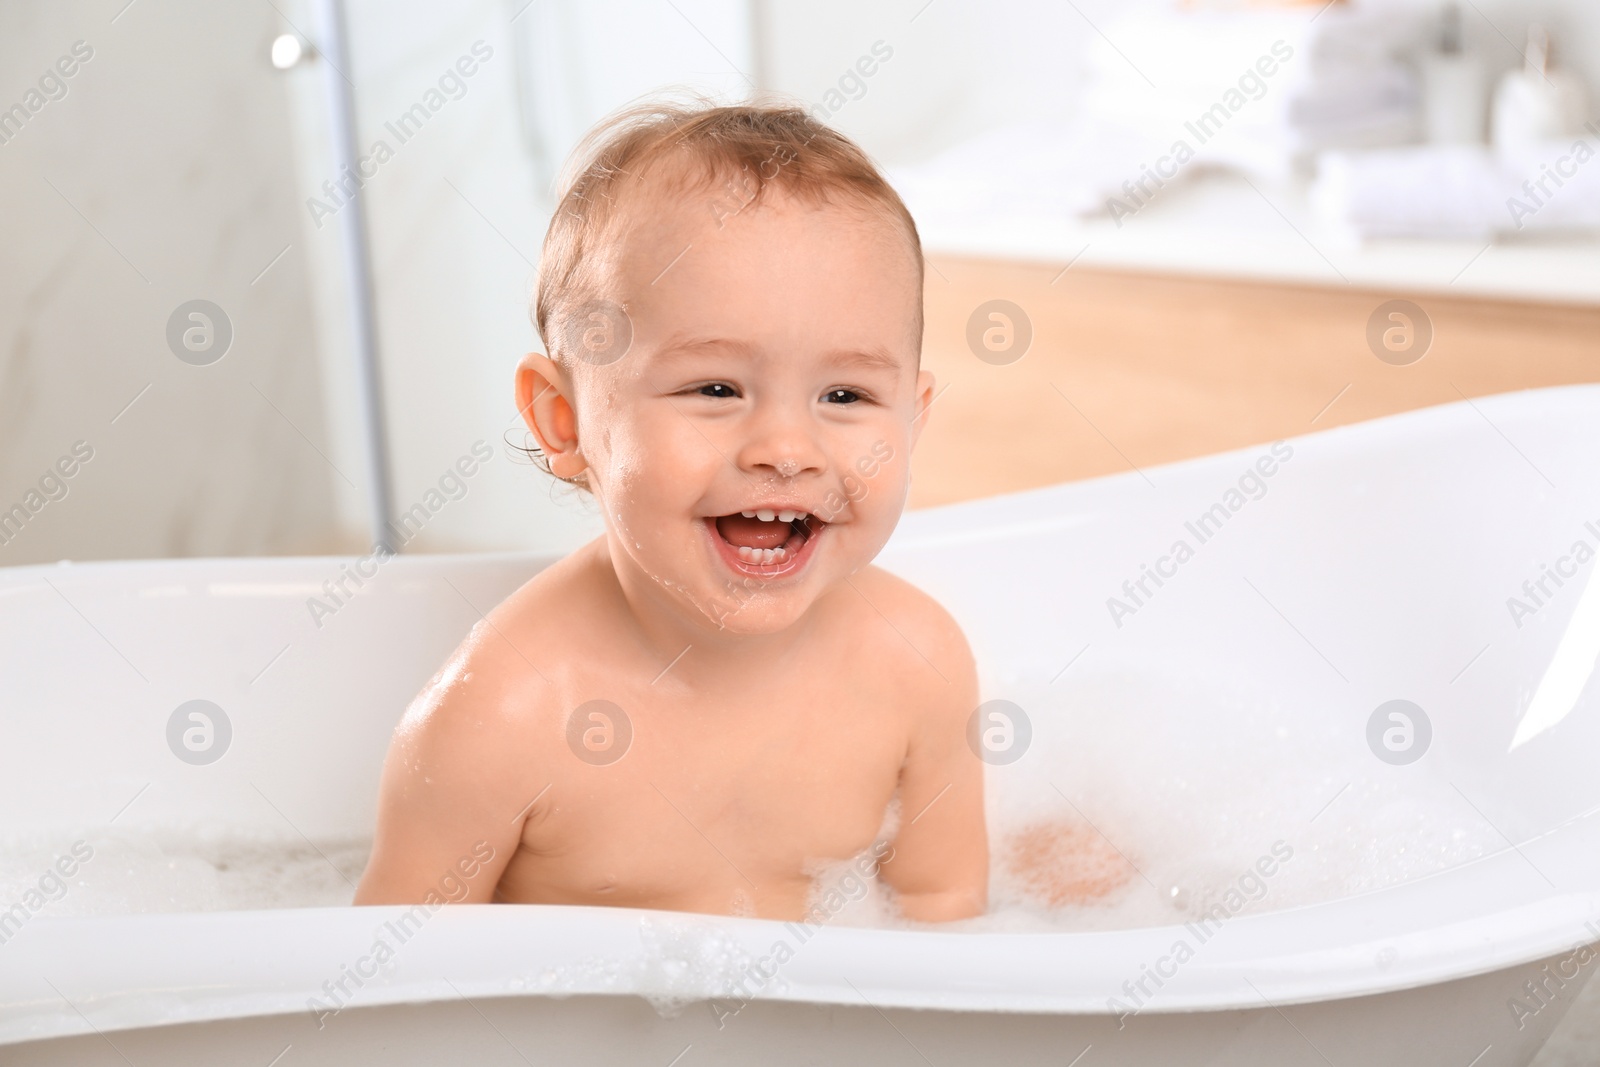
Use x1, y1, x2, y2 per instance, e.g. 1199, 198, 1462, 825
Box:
1312, 139, 1600, 240
890, 2, 1429, 226
889, 1, 1600, 241
1077, 3, 1427, 183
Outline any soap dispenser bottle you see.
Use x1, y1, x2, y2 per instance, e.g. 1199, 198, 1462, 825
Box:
1422, 3, 1487, 144
1491, 24, 1588, 154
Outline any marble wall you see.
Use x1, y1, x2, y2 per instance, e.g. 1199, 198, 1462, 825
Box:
0, 0, 345, 566
322, 0, 628, 557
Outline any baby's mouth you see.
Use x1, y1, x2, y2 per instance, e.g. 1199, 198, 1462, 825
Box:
711, 509, 823, 567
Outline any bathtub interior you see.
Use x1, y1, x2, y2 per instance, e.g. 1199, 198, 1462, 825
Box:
2, 386, 1600, 933
883, 384, 1600, 928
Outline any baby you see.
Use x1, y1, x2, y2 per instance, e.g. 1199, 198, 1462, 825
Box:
353, 103, 989, 922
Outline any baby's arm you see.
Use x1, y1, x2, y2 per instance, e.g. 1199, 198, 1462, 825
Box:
354, 625, 541, 905
872, 582, 989, 922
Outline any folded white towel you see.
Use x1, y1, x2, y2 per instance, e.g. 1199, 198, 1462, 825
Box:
1082, 2, 1427, 173
1085, 5, 1426, 84
1288, 65, 1417, 130
886, 121, 1142, 225
1312, 139, 1600, 240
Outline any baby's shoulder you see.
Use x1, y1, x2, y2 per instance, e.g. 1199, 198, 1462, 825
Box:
398, 549, 598, 753
839, 566, 976, 694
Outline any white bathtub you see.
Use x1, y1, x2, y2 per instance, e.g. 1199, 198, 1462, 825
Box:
3, 385, 1600, 1065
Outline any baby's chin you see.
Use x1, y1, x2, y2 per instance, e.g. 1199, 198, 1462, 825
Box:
661, 570, 825, 635
617, 546, 824, 635
696, 592, 820, 636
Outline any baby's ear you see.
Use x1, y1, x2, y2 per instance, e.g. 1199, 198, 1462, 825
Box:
515, 352, 588, 480
910, 368, 936, 446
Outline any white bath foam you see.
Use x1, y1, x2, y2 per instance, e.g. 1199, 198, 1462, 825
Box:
0, 663, 1507, 930
793, 796, 904, 931
633, 916, 759, 1013
509, 915, 763, 1018
959, 659, 1508, 933
0, 825, 370, 916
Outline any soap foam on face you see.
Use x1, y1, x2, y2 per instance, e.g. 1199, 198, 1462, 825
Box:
1, 665, 1504, 929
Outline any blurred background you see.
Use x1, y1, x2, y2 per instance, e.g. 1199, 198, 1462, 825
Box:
1, 0, 1597, 566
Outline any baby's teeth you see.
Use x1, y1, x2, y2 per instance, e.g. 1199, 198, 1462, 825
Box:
733, 544, 793, 567
741, 510, 756, 518
777, 510, 796, 523
756, 509, 776, 522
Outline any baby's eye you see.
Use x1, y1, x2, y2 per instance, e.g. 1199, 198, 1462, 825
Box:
823, 389, 861, 405
698, 383, 739, 399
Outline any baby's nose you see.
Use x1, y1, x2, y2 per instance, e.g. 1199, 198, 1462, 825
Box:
736, 412, 827, 478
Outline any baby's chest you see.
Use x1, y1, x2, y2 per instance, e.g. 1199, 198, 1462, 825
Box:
519, 707, 904, 897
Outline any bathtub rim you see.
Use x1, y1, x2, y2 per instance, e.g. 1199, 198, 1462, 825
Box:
3, 814, 1598, 1046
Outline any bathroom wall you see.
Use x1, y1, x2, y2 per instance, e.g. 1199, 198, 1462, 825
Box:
4, 0, 1595, 564
506, 0, 1600, 177
755, 0, 1600, 167
325, 0, 755, 556
0, 0, 346, 567
377, 0, 1600, 554
337, 0, 1072, 556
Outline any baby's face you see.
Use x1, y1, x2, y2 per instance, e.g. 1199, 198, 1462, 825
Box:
537, 182, 930, 634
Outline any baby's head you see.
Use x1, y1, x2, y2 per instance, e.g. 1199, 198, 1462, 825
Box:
517, 102, 931, 634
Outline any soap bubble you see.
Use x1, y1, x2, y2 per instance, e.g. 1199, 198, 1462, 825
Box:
21, 661, 1508, 937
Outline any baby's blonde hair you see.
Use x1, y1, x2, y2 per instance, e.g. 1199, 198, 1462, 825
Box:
533, 99, 924, 361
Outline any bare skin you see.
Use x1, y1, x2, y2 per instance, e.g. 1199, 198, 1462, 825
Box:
355, 173, 988, 922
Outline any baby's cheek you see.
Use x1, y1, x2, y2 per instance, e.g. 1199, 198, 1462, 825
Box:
856, 444, 913, 532
843, 432, 902, 492
589, 422, 666, 513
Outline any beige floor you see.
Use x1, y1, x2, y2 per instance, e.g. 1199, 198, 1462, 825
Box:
911, 258, 1600, 508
